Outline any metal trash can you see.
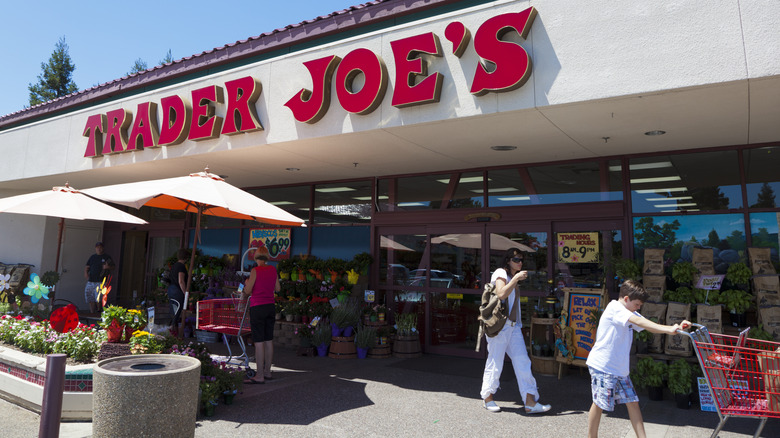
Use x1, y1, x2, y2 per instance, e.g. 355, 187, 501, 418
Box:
93, 354, 201, 438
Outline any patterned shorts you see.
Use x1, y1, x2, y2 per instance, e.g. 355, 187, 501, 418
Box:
589, 366, 639, 411
85, 281, 101, 304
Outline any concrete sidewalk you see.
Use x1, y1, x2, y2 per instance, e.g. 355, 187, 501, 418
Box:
2, 345, 778, 437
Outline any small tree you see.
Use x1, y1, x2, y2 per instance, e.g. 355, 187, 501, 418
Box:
28, 36, 78, 106
159, 49, 174, 65
128, 58, 148, 75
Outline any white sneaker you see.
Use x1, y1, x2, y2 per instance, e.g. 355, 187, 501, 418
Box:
525, 403, 551, 414
483, 400, 501, 412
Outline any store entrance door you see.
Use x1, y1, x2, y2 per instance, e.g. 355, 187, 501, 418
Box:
551, 219, 625, 297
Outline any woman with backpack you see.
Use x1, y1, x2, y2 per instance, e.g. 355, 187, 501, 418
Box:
480, 248, 552, 414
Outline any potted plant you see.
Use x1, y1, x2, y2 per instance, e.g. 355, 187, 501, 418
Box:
719, 288, 753, 326
325, 258, 346, 282
354, 326, 377, 359
633, 327, 653, 354
312, 322, 331, 356
725, 262, 752, 290
124, 308, 148, 342
352, 252, 373, 276
672, 261, 698, 285
100, 305, 128, 343
374, 304, 388, 322
668, 359, 694, 409
631, 357, 667, 401
199, 377, 219, 417
393, 311, 421, 357
277, 258, 294, 280
295, 323, 315, 347
215, 364, 245, 404
329, 302, 359, 337
605, 256, 641, 282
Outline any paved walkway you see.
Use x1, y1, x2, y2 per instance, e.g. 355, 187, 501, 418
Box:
2, 344, 778, 437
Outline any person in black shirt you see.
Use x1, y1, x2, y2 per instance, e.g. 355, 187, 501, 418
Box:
84, 242, 114, 313
168, 248, 189, 334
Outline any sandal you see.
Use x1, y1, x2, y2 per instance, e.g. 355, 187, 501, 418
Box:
525, 403, 551, 414
244, 378, 265, 385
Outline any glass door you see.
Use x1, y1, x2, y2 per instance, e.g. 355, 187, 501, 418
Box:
551, 220, 625, 298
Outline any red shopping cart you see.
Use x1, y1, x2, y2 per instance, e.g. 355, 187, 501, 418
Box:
196, 294, 256, 378
680, 323, 780, 438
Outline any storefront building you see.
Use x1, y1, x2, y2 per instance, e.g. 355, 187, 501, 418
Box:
1, 0, 778, 358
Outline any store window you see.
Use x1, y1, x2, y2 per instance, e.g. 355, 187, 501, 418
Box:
633, 213, 747, 272
429, 233, 482, 289
379, 232, 426, 287
527, 162, 605, 204
378, 174, 450, 211
487, 168, 531, 207
630, 151, 742, 213
450, 172, 485, 208
311, 226, 369, 260
313, 181, 372, 224
247, 186, 310, 222
744, 146, 780, 209
748, 212, 780, 268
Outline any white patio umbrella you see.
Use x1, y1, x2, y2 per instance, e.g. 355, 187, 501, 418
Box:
0, 183, 148, 272
431, 233, 536, 252
83, 168, 306, 298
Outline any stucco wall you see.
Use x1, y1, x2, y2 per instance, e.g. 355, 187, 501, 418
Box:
0, 0, 778, 186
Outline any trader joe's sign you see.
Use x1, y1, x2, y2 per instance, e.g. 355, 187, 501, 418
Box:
557, 232, 599, 263
249, 228, 291, 261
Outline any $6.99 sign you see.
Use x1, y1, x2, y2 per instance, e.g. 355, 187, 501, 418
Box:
557, 232, 599, 263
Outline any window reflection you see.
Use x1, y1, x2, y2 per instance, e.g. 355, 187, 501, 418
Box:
749, 212, 780, 267
450, 172, 485, 209
744, 146, 780, 209
379, 233, 425, 287
630, 151, 742, 213
247, 186, 310, 222
313, 181, 372, 224
430, 233, 482, 289
633, 214, 747, 273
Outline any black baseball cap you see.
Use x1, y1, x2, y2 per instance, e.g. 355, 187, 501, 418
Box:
95, 242, 104, 247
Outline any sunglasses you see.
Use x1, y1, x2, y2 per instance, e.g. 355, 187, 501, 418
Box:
511, 257, 524, 263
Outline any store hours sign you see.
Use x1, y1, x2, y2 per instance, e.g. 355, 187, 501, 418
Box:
556, 232, 599, 264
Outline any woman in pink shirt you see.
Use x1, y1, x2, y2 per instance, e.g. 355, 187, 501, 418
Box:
242, 246, 280, 384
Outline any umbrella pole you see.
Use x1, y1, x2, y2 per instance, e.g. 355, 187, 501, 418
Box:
55, 218, 64, 273
183, 206, 203, 337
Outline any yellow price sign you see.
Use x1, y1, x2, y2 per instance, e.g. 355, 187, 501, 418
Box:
446, 293, 463, 300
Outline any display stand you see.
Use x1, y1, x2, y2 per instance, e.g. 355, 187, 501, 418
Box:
554, 287, 608, 379
530, 317, 558, 375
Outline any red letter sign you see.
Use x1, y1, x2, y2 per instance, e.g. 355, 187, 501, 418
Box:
83, 114, 106, 158
390, 32, 444, 108
127, 102, 159, 151
103, 109, 131, 154
158, 95, 191, 146
470, 7, 537, 96
285, 55, 341, 124
221, 76, 263, 135
336, 48, 388, 115
188, 86, 224, 141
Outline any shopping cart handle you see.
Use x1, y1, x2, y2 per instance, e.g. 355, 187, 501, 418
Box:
675, 322, 705, 337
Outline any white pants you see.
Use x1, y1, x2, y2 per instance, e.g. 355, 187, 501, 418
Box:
480, 323, 540, 403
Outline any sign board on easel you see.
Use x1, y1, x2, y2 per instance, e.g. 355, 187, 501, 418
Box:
555, 287, 609, 377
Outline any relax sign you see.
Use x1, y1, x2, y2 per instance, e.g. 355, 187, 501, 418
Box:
83, 7, 537, 158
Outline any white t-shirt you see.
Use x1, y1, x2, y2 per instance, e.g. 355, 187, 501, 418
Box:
490, 268, 522, 328
586, 300, 644, 377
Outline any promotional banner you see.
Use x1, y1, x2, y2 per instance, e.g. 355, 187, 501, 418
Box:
249, 228, 291, 261
557, 232, 599, 263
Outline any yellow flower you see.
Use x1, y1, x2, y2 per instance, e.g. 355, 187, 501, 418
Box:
346, 269, 360, 285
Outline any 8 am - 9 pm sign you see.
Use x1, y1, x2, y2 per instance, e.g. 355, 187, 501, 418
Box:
557, 232, 599, 264
249, 228, 291, 261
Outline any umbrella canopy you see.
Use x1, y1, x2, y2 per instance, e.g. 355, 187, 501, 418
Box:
380, 236, 415, 252
0, 183, 148, 271
83, 170, 305, 226
431, 233, 536, 252
84, 169, 306, 323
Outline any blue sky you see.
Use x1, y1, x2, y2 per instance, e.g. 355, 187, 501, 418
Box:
0, 0, 354, 117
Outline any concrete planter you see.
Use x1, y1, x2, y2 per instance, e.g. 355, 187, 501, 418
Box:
93, 354, 201, 438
